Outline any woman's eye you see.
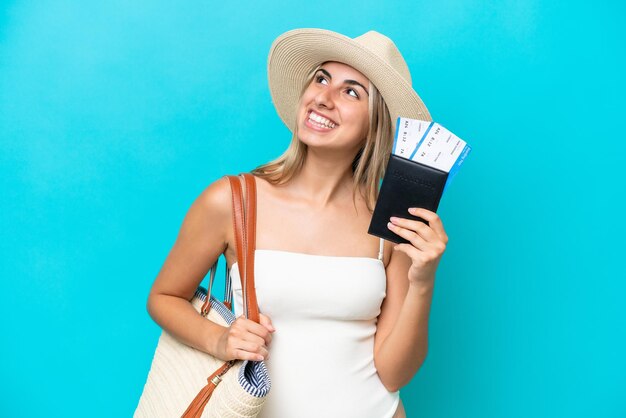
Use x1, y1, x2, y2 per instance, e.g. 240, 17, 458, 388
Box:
314, 74, 359, 98
346, 88, 359, 98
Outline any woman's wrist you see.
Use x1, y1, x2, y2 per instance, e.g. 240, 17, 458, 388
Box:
202, 320, 228, 358
408, 279, 435, 296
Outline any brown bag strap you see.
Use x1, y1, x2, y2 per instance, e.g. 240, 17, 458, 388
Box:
183, 174, 260, 418
240, 173, 260, 323
199, 173, 260, 323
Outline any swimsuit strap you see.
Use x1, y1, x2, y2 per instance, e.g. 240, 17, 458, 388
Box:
378, 237, 384, 261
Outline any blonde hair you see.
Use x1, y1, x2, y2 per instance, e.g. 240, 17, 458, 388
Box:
251, 63, 393, 212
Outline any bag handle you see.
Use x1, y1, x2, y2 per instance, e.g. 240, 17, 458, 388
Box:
200, 173, 260, 323
183, 174, 261, 418
239, 173, 260, 323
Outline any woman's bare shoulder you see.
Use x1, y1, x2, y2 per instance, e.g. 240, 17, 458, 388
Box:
196, 175, 234, 215
196, 173, 267, 248
198, 174, 276, 219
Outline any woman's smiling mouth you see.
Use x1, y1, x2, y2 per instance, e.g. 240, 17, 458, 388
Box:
306, 110, 338, 130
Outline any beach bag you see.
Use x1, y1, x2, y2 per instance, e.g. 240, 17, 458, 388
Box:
134, 173, 271, 417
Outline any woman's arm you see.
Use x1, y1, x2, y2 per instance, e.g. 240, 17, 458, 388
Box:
373, 207, 448, 392
146, 177, 275, 361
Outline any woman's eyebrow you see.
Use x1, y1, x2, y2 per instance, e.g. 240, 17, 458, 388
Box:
318, 68, 370, 96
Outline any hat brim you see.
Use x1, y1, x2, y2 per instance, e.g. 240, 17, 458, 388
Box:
267, 28, 432, 135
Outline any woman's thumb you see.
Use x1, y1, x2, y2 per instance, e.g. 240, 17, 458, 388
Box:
259, 313, 276, 332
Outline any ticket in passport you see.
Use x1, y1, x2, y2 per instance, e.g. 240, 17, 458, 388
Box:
368, 117, 471, 244
392, 117, 471, 192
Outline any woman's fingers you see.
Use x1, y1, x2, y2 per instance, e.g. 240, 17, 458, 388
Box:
389, 216, 437, 243
387, 219, 429, 250
237, 317, 273, 347
408, 207, 448, 243
233, 340, 270, 361
232, 349, 264, 362
226, 315, 275, 361
259, 313, 276, 333
240, 329, 269, 348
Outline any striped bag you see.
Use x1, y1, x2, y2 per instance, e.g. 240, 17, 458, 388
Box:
134, 173, 271, 417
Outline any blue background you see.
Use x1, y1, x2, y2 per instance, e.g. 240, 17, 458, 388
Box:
1, 1, 624, 417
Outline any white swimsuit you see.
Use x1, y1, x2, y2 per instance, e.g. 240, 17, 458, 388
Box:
230, 237, 400, 418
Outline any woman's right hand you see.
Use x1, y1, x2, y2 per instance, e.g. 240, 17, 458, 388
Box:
215, 313, 275, 362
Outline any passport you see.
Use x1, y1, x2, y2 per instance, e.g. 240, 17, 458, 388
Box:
367, 118, 471, 244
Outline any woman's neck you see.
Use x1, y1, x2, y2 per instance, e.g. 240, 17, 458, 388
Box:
286, 146, 358, 209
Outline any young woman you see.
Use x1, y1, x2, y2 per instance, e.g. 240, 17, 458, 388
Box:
146, 29, 448, 418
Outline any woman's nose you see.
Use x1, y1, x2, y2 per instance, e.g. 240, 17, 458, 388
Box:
314, 88, 334, 109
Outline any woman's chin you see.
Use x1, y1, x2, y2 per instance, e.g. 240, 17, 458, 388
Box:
298, 129, 337, 146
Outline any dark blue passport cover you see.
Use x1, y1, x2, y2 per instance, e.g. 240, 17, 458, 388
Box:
368, 153, 448, 244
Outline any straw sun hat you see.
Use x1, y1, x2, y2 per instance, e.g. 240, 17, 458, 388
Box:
267, 28, 432, 135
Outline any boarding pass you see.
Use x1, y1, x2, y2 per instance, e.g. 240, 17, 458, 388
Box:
392, 117, 472, 191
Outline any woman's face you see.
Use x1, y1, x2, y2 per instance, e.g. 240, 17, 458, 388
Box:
296, 61, 370, 151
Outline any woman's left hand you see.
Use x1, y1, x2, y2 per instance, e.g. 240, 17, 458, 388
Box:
387, 207, 448, 287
